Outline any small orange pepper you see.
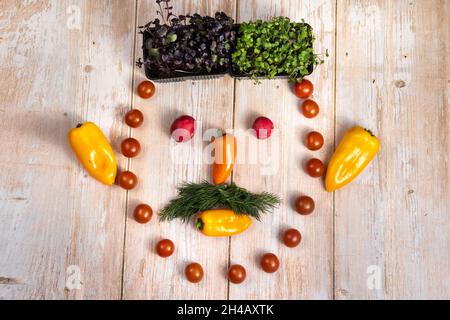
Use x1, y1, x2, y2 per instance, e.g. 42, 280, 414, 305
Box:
212, 133, 236, 185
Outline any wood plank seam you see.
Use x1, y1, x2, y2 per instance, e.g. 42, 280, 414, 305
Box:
332, 0, 338, 301
120, 0, 139, 300
227, 0, 239, 301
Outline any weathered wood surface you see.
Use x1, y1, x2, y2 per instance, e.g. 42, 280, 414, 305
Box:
230, 0, 336, 300
0, 0, 135, 299
334, 0, 450, 299
0, 0, 448, 300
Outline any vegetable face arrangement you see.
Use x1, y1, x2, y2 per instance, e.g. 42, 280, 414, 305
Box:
67, 79, 380, 285
67, 0, 381, 288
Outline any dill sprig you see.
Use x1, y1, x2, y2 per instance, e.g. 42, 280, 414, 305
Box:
158, 181, 281, 222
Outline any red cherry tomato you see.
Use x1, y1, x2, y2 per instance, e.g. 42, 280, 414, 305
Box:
295, 196, 315, 215
185, 263, 204, 283
306, 158, 325, 178
117, 171, 138, 190
121, 138, 141, 158
260, 253, 280, 273
156, 239, 174, 258
125, 109, 144, 128
137, 81, 156, 99
301, 99, 320, 118
283, 229, 302, 248
133, 204, 153, 224
228, 265, 246, 284
305, 131, 324, 151
294, 79, 314, 99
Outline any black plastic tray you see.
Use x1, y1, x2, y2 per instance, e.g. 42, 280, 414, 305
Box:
142, 29, 229, 82
142, 22, 314, 82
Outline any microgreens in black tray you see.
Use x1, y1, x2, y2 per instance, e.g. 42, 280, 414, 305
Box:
231, 17, 326, 82
137, 0, 236, 77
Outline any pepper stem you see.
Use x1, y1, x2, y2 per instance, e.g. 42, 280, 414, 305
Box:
76, 123, 83, 128
195, 218, 204, 231
364, 128, 376, 137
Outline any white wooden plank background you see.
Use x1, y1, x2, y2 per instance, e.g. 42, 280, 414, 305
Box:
334, 0, 450, 299
0, 0, 135, 299
0, 0, 448, 300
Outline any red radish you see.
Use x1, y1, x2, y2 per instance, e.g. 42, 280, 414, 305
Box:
252, 116, 274, 140
170, 115, 195, 142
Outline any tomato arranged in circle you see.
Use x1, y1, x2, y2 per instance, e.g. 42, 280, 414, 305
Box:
305, 131, 324, 151
228, 264, 246, 284
121, 138, 141, 158
125, 109, 144, 128
117, 171, 138, 190
185, 263, 204, 283
156, 239, 174, 258
295, 196, 315, 215
294, 79, 314, 99
306, 158, 325, 178
260, 253, 280, 273
133, 204, 153, 224
137, 81, 156, 99
301, 99, 320, 118
283, 229, 302, 248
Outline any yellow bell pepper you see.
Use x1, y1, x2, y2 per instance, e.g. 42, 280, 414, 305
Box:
325, 126, 380, 192
68, 122, 117, 186
195, 209, 252, 237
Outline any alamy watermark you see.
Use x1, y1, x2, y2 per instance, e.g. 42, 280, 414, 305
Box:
66, 5, 81, 30
169, 121, 280, 177
65, 265, 82, 290
366, 265, 382, 290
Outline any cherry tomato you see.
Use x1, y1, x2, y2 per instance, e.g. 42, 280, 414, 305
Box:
294, 79, 314, 99
295, 196, 315, 215
228, 264, 246, 284
305, 131, 324, 151
306, 158, 325, 178
121, 138, 141, 158
156, 239, 174, 258
283, 229, 302, 248
260, 253, 280, 273
185, 263, 204, 283
133, 204, 153, 224
125, 109, 144, 128
301, 99, 320, 118
137, 81, 156, 99
117, 171, 138, 190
